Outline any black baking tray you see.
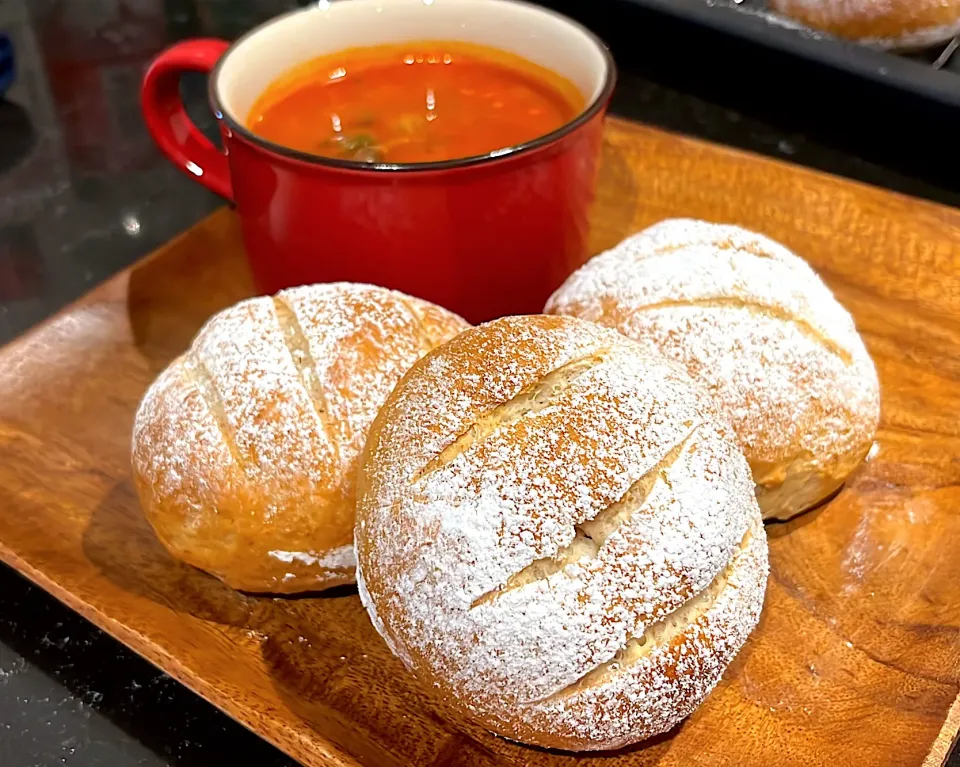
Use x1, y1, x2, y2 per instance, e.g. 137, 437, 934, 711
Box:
617, 0, 960, 109
545, 0, 960, 110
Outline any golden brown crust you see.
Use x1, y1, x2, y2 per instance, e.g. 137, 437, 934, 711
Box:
769, 0, 960, 49
131, 283, 467, 593
356, 315, 767, 749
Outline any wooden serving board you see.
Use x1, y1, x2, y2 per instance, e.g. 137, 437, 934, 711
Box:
1, 117, 959, 767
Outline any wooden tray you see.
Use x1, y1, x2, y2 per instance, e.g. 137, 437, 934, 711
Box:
1, 117, 959, 767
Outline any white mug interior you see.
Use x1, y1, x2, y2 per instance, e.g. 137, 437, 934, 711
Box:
214, 0, 612, 130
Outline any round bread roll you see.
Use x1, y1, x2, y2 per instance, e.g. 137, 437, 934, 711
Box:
132, 282, 468, 594
769, 0, 960, 50
546, 218, 880, 522
356, 315, 768, 751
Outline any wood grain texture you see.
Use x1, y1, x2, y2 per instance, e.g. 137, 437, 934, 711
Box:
1, 117, 959, 766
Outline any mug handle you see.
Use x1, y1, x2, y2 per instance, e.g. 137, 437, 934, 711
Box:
141, 39, 233, 201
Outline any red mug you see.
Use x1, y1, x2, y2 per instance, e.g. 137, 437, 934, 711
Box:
141, 0, 615, 324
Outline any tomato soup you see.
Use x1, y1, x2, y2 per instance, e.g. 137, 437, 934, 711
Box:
247, 41, 584, 164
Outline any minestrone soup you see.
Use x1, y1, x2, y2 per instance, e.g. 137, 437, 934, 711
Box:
247, 41, 584, 164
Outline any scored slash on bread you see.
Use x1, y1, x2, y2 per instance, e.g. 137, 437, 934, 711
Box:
546, 218, 881, 521
414, 350, 606, 482
517, 517, 766, 747
469, 421, 702, 611
356, 315, 768, 751
131, 282, 468, 594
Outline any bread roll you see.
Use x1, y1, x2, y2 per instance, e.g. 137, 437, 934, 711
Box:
356, 315, 767, 750
770, 0, 960, 50
132, 282, 467, 594
546, 218, 880, 522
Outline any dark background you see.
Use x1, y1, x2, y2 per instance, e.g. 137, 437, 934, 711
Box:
0, 0, 957, 764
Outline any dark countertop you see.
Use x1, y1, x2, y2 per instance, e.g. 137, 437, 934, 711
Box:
0, 1, 958, 765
